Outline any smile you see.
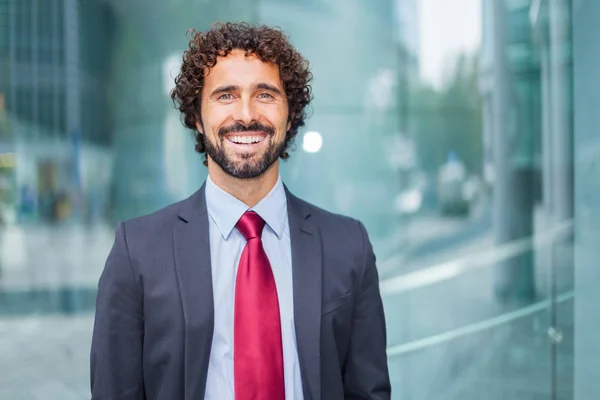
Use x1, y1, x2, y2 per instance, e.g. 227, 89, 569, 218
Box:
226, 135, 267, 145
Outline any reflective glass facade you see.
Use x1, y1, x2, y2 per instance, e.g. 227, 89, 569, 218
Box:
0, 0, 591, 398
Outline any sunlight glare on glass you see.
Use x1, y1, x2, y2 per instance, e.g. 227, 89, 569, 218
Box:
302, 131, 323, 153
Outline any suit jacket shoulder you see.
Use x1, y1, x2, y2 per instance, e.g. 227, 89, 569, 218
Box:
123, 197, 187, 237
286, 191, 373, 271
117, 185, 207, 273
288, 192, 369, 244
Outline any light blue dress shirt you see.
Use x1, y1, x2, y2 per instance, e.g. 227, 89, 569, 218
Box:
204, 175, 304, 400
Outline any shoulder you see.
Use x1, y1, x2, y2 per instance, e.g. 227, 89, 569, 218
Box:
288, 193, 370, 250
118, 187, 205, 252
288, 192, 374, 288
121, 199, 186, 237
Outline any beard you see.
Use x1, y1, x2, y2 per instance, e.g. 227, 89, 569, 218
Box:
204, 122, 287, 179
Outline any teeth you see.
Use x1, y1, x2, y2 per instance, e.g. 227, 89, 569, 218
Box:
229, 135, 263, 144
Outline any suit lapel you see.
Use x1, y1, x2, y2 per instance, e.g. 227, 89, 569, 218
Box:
173, 183, 214, 400
286, 188, 323, 400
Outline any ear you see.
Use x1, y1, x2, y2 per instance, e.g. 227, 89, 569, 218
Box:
287, 114, 294, 132
195, 119, 204, 134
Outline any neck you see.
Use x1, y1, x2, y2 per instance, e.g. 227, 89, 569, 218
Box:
207, 159, 280, 208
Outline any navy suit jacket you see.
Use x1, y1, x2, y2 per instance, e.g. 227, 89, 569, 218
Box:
90, 183, 391, 399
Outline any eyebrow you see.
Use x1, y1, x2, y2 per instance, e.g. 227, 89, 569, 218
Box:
209, 83, 284, 98
254, 83, 283, 96
210, 85, 238, 98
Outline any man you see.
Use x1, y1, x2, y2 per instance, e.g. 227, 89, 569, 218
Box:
90, 22, 390, 400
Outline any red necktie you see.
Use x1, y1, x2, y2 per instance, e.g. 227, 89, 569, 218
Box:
234, 211, 285, 400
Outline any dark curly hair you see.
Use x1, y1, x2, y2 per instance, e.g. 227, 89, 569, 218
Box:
171, 22, 313, 165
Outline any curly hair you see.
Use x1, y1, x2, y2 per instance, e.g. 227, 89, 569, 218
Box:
171, 22, 313, 164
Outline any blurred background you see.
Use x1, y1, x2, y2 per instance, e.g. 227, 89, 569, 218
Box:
0, 0, 598, 398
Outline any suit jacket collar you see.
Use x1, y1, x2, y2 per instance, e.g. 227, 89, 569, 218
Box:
285, 185, 323, 400
173, 182, 214, 399
177, 182, 208, 223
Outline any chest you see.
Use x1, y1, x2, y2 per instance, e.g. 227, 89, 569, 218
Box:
209, 223, 295, 326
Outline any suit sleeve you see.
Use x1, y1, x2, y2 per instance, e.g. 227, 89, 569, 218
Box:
343, 221, 392, 399
90, 222, 145, 400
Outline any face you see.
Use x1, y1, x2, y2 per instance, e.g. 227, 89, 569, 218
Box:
198, 49, 291, 179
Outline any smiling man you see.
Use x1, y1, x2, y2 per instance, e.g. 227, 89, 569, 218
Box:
90, 22, 390, 400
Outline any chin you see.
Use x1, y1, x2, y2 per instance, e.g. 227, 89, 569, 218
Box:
230, 159, 275, 179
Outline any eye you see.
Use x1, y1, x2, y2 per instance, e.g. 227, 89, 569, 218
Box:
258, 92, 274, 99
217, 93, 234, 101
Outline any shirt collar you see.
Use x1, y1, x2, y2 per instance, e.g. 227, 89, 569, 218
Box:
205, 174, 287, 240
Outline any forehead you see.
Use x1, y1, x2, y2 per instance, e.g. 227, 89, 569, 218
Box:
204, 49, 282, 89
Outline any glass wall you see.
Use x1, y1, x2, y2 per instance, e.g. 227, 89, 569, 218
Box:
0, 0, 579, 398
573, 0, 600, 398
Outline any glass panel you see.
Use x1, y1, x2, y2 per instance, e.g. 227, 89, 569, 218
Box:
572, 1, 599, 398
388, 304, 554, 399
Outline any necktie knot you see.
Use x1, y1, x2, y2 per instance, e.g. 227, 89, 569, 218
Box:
236, 211, 265, 241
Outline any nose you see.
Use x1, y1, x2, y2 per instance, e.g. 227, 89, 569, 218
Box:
232, 96, 259, 126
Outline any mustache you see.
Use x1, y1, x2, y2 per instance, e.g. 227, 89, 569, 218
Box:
218, 122, 275, 137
